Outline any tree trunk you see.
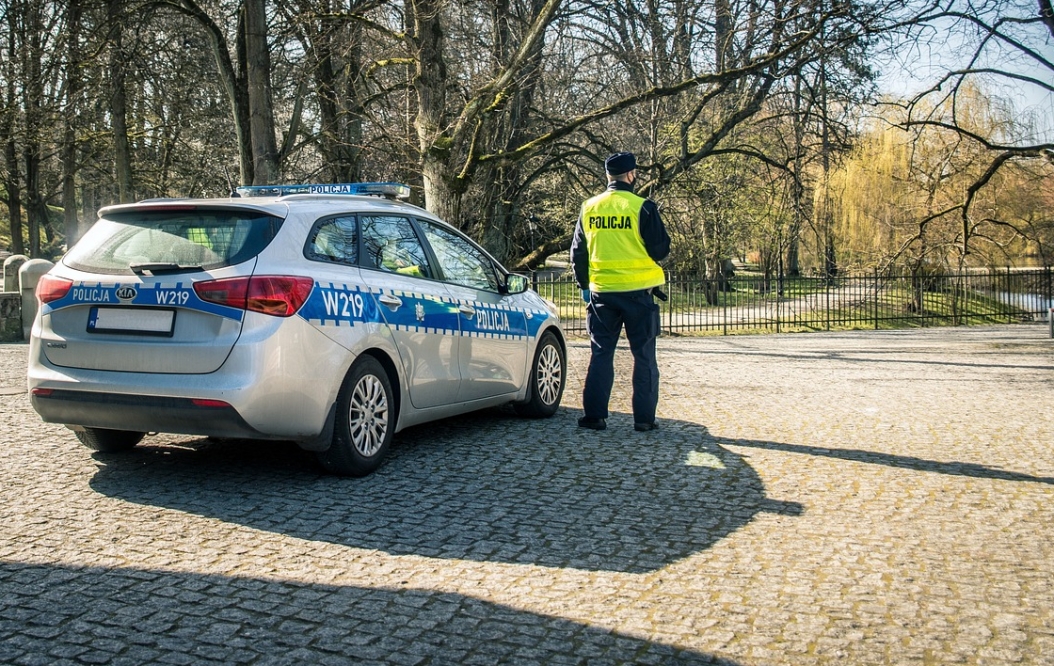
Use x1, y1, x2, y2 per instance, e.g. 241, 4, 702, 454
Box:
2, 21, 24, 256
476, 0, 547, 261
410, 0, 460, 220
170, 0, 253, 184
818, 51, 837, 282
715, 0, 732, 73
2, 137, 24, 257
479, 171, 517, 262
108, 0, 134, 202
24, 145, 46, 257
310, 17, 363, 183
421, 155, 462, 223
22, 0, 47, 257
62, 0, 84, 247
244, 0, 279, 184
786, 74, 804, 277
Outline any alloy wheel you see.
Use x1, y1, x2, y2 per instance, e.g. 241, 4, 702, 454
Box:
348, 374, 389, 457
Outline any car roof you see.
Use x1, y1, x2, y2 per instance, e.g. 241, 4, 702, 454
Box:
98, 192, 437, 224
93, 182, 495, 264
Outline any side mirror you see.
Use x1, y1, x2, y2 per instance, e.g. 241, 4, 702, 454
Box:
505, 273, 529, 294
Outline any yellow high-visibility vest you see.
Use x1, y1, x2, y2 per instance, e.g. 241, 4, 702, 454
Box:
580, 190, 665, 292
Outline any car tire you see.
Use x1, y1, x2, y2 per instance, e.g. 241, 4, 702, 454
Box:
515, 330, 565, 418
316, 355, 395, 477
74, 427, 145, 452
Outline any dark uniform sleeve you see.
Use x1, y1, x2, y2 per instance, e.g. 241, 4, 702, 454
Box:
639, 199, 671, 263
570, 210, 590, 289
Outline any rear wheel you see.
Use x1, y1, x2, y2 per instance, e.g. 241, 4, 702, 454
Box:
316, 355, 395, 477
515, 330, 565, 418
74, 427, 145, 452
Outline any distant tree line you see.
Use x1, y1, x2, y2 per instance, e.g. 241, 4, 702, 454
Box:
1, 0, 1051, 286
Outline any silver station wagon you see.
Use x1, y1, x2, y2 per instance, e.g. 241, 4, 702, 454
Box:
27, 183, 567, 476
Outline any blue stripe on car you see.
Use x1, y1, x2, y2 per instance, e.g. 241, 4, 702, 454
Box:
299, 283, 548, 339
42, 282, 245, 321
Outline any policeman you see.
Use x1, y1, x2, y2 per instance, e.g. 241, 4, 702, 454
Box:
571, 152, 671, 432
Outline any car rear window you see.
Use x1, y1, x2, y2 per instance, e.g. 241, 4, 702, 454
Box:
64, 209, 283, 275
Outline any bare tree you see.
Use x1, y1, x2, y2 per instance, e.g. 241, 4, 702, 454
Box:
244, 0, 280, 183
107, 0, 135, 202
61, 0, 84, 245
0, 0, 27, 255
895, 0, 1054, 266
150, 0, 256, 184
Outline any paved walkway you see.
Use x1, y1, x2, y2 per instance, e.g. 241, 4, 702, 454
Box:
1, 324, 1052, 665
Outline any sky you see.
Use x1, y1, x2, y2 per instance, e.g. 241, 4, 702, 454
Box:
874, 4, 1054, 145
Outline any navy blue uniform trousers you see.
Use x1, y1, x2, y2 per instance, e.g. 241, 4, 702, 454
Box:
582, 288, 661, 424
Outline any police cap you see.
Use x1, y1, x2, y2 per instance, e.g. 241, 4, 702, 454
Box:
604, 152, 637, 176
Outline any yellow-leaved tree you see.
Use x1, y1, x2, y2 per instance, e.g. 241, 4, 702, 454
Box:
829, 84, 1053, 271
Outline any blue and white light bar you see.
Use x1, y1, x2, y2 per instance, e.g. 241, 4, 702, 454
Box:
235, 182, 411, 199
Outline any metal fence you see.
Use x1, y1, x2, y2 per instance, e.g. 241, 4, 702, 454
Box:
533, 267, 1054, 336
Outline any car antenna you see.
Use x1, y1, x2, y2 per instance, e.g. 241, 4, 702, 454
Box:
224, 165, 240, 198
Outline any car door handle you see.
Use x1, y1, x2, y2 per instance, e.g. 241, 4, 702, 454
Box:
459, 304, 475, 318
378, 294, 402, 309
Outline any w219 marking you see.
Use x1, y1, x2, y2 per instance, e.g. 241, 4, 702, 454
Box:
155, 290, 190, 306
321, 289, 365, 319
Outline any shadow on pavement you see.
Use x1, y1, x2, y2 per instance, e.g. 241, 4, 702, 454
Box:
724, 438, 1054, 485
89, 408, 802, 574
0, 560, 738, 665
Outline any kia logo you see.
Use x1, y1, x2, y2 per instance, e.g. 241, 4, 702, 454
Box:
116, 286, 137, 301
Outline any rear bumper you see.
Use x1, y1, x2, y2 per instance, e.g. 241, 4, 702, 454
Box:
26, 313, 351, 440
31, 389, 266, 439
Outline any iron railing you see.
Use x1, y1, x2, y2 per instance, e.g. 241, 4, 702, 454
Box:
533, 267, 1054, 336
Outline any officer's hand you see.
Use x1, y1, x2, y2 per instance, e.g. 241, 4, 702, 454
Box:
581, 289, 590, 303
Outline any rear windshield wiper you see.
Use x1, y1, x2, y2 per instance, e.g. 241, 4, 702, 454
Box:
129, 262, 204, 275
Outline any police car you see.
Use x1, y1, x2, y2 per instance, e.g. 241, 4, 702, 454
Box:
27, 183, 566, 476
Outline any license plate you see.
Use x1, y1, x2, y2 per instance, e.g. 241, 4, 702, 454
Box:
87, 306, 176, 336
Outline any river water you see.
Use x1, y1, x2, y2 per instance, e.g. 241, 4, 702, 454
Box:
994, 291, 1054, 318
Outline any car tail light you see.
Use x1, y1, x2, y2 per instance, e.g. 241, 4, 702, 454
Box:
247, 276, 315, 316
36, 275, 73, 304
194, 276, 314, 317
191, 398, 231, 408
193, 277, 249, 310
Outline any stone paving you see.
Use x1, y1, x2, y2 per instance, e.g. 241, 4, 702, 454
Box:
1, 324, 1052, 665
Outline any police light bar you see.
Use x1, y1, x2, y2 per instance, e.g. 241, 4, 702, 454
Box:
235, 182, 411, 199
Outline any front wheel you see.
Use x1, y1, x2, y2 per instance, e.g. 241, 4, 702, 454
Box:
316, 355, 395, 477
515, 330, 565, 418
74, 427, 145, 452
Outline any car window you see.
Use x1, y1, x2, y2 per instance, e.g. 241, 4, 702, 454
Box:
307, 215, 358, 265
361, 215, 433, 279
419, 220, 500, 292
64, 210, 281, 274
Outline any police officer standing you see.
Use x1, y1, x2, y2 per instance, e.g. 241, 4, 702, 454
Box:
571, 152, 671, 432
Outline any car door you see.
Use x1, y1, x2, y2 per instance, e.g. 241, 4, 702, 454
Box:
416, 219, 529, 402
357, 214, 462, 409
296, 213, 393, 355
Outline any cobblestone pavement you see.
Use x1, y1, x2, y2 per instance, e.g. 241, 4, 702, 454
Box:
2, 324, 1053, 665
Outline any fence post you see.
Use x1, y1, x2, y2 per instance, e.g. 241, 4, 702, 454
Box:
722, 276, 728, 336
664, 271, 670, 336
1047, 267, 1052, 323
874, 268, 879, 330
1046, 266, 1052, 324
825, 275, 831, 331
775, 275, 780, 334
1006, 266, 1012, 324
